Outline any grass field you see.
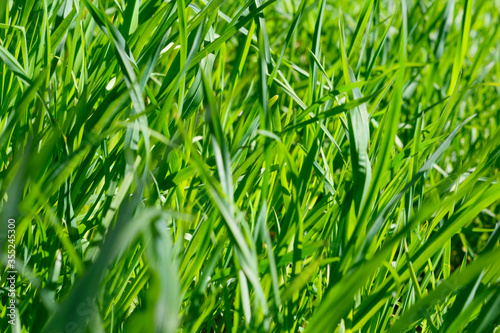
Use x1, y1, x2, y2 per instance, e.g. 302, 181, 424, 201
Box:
1, 0, 500, 332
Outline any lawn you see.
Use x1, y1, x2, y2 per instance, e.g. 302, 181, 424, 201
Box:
0, 0, 500, 332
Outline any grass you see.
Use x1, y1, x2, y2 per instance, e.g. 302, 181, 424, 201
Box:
0, 0, 499, 332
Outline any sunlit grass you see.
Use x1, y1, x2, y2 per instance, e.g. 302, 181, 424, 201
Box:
0, 0, 499, 332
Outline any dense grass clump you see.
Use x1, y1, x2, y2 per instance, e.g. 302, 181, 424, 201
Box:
1, 0, 500, 331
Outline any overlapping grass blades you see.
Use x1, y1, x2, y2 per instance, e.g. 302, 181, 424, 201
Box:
0, 0, 499, 332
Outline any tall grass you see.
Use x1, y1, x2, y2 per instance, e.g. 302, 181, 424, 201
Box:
1, 0, 499, 332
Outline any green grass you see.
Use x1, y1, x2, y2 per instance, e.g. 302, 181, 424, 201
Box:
0, 0, 500, 332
